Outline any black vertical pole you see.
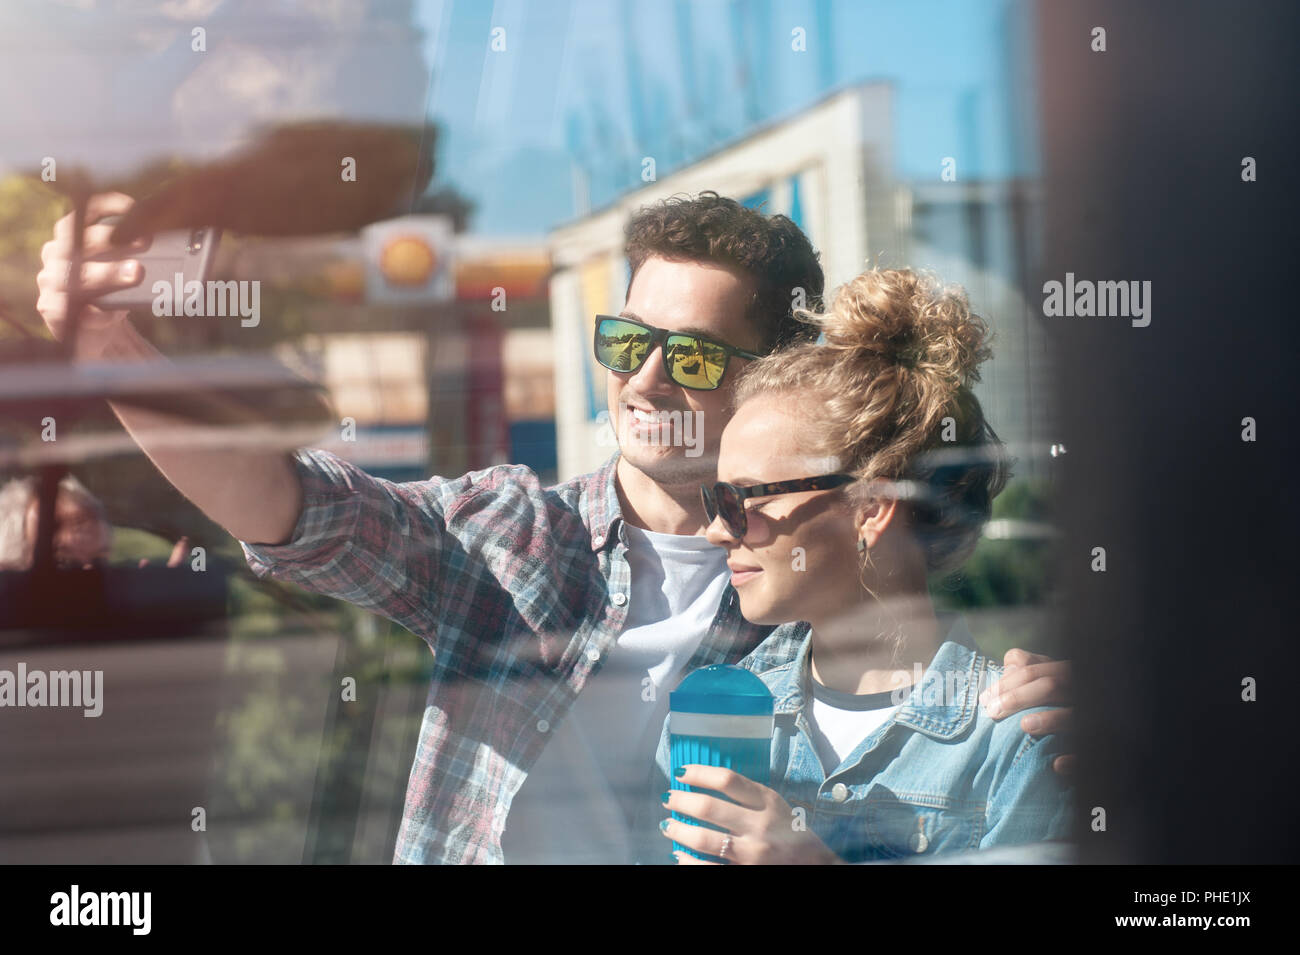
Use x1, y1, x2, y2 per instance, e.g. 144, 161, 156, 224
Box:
1039, 0, 1300, 863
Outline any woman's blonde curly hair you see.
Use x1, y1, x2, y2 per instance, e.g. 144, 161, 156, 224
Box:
733, 267, 1011, 576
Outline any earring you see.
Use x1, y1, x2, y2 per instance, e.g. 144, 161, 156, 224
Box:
857, 538, 866, 554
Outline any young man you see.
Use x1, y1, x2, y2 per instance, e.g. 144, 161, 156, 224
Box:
36, 191, 1072, 863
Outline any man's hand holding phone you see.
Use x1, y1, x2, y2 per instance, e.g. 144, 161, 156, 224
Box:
33, 191, 305, 546
36, 192, 150, 359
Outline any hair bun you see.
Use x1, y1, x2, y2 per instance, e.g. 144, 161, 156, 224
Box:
817, 268, 992, 391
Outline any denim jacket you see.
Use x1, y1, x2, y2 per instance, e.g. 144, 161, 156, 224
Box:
653, 616, 1074, 863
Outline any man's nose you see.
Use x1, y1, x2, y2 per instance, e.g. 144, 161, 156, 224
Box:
627, 341, 675, 395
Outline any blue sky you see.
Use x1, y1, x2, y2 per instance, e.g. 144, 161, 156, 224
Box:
0, 0, 1034, 237
416, 0, 1037, 234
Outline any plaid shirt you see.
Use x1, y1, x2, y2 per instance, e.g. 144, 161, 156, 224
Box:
241, 448, 809, 864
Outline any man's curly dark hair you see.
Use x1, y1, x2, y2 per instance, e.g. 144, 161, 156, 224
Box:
624, 191, 824, 352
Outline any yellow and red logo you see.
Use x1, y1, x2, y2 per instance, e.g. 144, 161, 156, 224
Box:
379, 235, 437, 287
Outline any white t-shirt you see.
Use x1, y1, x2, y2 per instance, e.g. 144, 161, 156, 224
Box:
500, 522, 729, 864
806, 615, 979, 772
808, 681, 908, 774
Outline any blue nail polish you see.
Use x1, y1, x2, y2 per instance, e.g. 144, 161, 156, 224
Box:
659, 819, 670, 833
674, 766, 686, 777
660, 791, 670, 804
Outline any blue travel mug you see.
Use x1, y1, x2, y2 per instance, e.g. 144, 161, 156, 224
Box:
668, 664, 774, 862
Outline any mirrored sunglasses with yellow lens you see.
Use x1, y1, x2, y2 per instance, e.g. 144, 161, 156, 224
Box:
593, 315, 762, 391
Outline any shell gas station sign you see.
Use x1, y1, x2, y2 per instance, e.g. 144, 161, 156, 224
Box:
362, 215, 454, 303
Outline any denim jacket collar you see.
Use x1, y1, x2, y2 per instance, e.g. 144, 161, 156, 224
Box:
770, 614, 989, 741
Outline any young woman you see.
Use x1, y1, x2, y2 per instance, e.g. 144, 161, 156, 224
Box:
656, 267, 1073, 864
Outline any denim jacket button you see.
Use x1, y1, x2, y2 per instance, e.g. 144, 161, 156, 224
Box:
909, 816, 930, 852
831, 783, 849, 803
611, 592, 627, 607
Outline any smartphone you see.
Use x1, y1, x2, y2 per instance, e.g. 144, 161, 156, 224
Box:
90, 218, 222, 311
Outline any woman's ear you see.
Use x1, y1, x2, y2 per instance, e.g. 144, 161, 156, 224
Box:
856, 482, 901, 550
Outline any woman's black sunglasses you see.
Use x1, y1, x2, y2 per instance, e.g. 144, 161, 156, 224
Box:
701, 473, 857, 538
593, 315, 762, 391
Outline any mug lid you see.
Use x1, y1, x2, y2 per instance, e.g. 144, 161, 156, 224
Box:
670, 664, 774, 715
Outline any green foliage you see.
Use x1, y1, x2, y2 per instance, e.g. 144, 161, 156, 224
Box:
930, 476, 1056, 610
0, 176, 67, 341
991, 476, 1052, 522
106, 526, 174, 567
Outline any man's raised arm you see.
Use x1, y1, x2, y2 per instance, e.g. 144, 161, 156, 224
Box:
35, 192, 303, 546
